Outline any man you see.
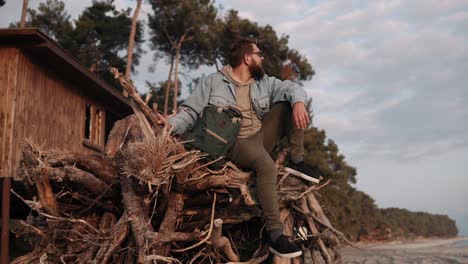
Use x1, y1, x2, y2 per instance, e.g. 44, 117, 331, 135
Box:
157, 38, 319, 258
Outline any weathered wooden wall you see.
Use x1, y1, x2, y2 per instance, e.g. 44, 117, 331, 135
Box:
1, 48, 108, 178
0, 48, 19, 178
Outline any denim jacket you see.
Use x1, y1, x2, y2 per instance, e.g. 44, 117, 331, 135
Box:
168, 71, 308, 135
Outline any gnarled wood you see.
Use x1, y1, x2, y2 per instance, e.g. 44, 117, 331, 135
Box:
298, 198, 333, 264
306, 193, 332, 227
156, 192, 184, 256
110, 68, 160, 129
120, 177, 199, 263
94, 213, 129, 264
77, 213, 115, 264
210, 219, 239, 262
99, 221, 129, 264
33, 167, 58, 215
49, 153, 116, 184
105, 115, 136, 157
180, 170, 255, 206
120, 177, 154, 263
64, 166, 109, 194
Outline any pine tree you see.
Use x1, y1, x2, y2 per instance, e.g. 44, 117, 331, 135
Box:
213, 9, 315, 82
71, 0, 144, 86
148, 0, 217, 112
10, 0, 144, 91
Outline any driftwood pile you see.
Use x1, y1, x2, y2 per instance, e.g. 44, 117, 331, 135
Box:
9, 69, 351, 264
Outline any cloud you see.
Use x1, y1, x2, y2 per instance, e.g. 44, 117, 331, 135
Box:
218, 0, 307, 23
307, 88, 360, 112
267, 0, 468, 162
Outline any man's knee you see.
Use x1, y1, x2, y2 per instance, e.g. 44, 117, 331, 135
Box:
253, 155, 278, 180
262, 102, 292, 127
261, 161, 278, 177
271, 101, 291, 110
261, 102, 294, 153
268, 102, 291, 116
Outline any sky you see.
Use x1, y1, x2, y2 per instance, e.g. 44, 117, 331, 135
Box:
1, 0, 467, 236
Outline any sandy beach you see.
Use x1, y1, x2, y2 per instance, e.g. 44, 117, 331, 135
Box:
340, 237, 468, 264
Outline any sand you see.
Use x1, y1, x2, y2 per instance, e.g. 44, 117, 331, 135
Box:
340, 237, 468, 264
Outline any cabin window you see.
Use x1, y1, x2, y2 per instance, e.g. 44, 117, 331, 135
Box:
84, 104, 106, 150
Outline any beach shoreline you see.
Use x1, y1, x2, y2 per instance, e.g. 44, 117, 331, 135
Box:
353, 236, 468, 248
340, 237, 468, 264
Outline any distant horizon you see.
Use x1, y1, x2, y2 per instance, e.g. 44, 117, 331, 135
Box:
1, 0, 466, 236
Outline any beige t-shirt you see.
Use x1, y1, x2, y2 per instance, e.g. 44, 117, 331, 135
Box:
221, 66, 262, 138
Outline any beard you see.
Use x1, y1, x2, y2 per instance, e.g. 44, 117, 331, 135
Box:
248, 62, 265, 80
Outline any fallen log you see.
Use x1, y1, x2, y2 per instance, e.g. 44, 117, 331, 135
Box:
47, 152, 116, 184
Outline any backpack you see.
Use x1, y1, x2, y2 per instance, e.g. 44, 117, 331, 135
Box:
185, 105, 242, 169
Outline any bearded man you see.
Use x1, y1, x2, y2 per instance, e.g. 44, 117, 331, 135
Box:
157, 38, 320, 258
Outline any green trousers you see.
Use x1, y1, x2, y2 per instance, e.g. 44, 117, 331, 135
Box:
227, 102, 304, 231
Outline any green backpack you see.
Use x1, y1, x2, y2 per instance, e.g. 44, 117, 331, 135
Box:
185, 105, 242, 168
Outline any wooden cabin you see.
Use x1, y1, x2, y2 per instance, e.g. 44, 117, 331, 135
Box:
0, 28, 132, 262
0, 28, 132, 179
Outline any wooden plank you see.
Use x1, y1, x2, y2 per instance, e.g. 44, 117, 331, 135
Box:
0, 48, 19, 177
0, 50, 8, 176
1, 177, 12, 263
9, 48, 29, 179
100, 109, 106, 147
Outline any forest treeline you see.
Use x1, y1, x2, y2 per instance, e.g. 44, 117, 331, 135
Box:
6, 0, 458, 241
302, 128, 458, 241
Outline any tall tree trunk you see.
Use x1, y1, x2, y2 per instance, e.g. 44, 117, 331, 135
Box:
172, 45, 181, 114
214, 54, 220, 71
124, 0, 142, 97
163, 55, 174, 116
20, 0, 29, 28
172, 33, 188, 113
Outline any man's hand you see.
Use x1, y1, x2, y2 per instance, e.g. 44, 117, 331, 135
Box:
156, 112, 167, 125
156, 112, 174, 132
292, 102, 310, 129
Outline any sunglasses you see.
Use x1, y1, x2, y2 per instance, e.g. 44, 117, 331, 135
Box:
250, 51, 264, 57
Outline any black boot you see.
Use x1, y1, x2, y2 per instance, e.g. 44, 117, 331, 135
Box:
285, 161, 321, 183
269, 235, 302, 258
